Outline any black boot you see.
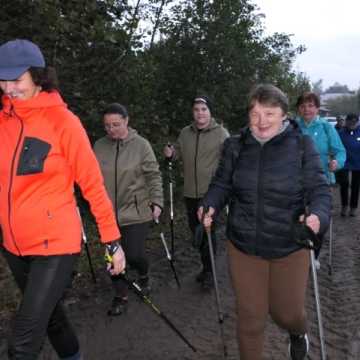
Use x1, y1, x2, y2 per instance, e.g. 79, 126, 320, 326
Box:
288, 333, 309, 360
195, 269, 207, 283
107, 296, 128, 316
195, 266, 214, 290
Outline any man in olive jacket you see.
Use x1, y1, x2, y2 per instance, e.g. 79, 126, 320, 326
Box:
164, 95, 229, 289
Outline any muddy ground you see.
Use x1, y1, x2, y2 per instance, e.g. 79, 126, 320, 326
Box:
1, 191, 360, 359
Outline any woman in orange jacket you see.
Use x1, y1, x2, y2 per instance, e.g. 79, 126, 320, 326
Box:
0, 39, 125, 360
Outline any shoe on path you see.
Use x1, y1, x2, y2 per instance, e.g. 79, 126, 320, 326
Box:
201, 271, 214, 291
107, 296, 128, 316
349, 207, 357, 217
288, 333, 309, 360
341, 206, 348, 217
195, 269, 207, 283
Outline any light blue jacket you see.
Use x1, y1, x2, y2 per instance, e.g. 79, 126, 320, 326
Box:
296, 116, 346, 184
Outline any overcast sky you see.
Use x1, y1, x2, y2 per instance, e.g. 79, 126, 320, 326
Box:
254, 0, 360, 91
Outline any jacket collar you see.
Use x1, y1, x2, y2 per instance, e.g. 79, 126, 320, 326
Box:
245, 119, 298, 145
296, 115, 321, 128
1, 91, 66, 121
190, 117, 219, 132
105, 127, 138, 146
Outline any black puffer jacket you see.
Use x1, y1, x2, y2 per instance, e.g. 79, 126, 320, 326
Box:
203, 122, 331, 259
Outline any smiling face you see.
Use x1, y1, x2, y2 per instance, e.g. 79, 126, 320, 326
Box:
249, 100, 287, 140
0, 71, 41, 100
103, 113, 129, 140
193, 102, 211, 129
297, 101, 319, 123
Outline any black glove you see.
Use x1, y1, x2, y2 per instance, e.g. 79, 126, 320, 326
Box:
293, 222, 322, 251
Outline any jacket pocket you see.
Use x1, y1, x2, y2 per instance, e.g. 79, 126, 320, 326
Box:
17, 137, 51, 175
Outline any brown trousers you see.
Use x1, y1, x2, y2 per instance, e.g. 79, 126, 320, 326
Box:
227, 241, 310, 360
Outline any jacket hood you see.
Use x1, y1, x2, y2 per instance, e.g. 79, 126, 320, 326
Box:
295, 115, 324, 128
1, 91, 66, 119
122, 127, 138, 143
104, 127, 139, 145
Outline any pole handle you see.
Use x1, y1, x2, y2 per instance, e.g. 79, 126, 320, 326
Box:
201, 205, 212, 234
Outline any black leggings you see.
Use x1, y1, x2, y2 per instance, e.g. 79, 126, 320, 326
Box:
337, 169, 360, 208
111, 222, 150, 297
3, 250, 80, 360
184, 197, 217, 272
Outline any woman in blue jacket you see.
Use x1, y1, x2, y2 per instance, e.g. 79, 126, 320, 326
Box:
295, 92, 346, 185
338, 113, 360, 216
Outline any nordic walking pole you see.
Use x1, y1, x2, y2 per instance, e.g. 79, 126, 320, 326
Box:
77, 207, 97, 283
328, 187, 335, 276
310, 245, 327, 360
299, 218, 327, 360
298, 137, 326, 358
203, 207, 227, 358
105, 255, 196, 352
155, 219, 181, 288
328, 216, 333, 276
166, 143, 175, 259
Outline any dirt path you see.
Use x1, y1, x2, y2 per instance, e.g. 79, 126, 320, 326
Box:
1, 192, 360, 359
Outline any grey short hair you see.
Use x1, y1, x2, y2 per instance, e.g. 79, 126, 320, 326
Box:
248, 84, 289, 114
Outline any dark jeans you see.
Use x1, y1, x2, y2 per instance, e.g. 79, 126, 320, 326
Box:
184, 197, 217, 272
337, 169, 360, 208
111, 222, 150, 297
2, 249, 80, 360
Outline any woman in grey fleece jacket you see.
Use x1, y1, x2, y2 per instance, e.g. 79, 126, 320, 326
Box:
94, 103, 163, 316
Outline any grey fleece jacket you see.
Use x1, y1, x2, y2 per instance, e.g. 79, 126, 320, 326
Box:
94, 128, 163, 226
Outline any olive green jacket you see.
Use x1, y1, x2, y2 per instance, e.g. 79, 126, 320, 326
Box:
177, 118, 229, 198
94, 128, 163, 226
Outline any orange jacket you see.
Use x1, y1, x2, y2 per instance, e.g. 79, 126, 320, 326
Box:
0, 91, 120, 256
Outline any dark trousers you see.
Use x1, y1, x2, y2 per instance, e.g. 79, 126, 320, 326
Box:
3, 250, 80, 360
184, 197, 217, 272
337, 169, 360, 208
111, 222, 150, 298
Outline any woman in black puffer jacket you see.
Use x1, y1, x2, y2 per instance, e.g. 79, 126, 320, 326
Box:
199, 84, 331, 360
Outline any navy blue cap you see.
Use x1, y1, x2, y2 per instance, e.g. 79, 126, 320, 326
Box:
0, 39, 45, 80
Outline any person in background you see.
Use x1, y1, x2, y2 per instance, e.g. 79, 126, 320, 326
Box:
335, 115, 345, 132
198, 84, 331, 360
337, 113, 360, 216
94, 103, 163, 315
163, 95, 229, 290
0, 39, 125, 360
334, 116, 346, 185
295, 92, 346, 185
